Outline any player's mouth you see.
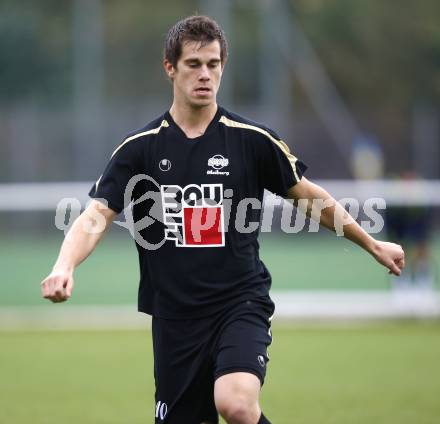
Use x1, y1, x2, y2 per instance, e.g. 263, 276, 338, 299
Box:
194, 87, 212, 96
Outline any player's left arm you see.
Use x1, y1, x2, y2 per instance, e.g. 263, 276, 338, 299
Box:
287, 177, 405, 276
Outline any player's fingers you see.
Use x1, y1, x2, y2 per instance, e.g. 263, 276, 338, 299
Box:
53, 280, 69, 302
50, 294, 65, 303
41, 279, 50, 298
41, 276, 53, 297
53, 291, 67, 302
41, 273, 73, 303
64, 277, 74, 298
388, 261, 401, 276
398, 246, 405, 262
45, 278, 57, 299
44, 277, 65, 302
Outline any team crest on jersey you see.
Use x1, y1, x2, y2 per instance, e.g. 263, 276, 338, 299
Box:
160, 183, 225, 247
207, 154, 230, 176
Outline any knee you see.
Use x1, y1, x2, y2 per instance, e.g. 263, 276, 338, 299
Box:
216, 396, 260, 424
215, 372, 262, 424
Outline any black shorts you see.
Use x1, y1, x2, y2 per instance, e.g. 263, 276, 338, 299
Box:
152, 297, 274, 424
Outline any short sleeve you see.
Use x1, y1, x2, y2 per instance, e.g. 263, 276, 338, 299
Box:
258, 129, 307, 198
89, 138, 142, 213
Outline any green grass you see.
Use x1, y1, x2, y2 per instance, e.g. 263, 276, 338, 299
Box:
1, 322, 439, 423
3, 231, 438, 306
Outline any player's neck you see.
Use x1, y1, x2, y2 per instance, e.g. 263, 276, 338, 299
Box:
169, 102, 218, 139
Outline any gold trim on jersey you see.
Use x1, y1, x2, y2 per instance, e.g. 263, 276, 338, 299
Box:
95, 119, 169, 191
110, 119, 169, 159
219, 116, 300, 181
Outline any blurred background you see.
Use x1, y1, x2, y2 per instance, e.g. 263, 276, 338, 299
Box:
1, 1, 440, 423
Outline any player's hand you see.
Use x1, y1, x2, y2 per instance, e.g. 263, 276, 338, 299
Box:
40, 270, 74, 303
371, 241, 405, 276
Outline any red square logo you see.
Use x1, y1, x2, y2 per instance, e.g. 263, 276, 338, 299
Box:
183, 207, 223, 246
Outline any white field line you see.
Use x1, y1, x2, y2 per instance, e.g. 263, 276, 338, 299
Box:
1, 290, 439, 330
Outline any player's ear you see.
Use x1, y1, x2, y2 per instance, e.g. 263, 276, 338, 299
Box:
163, 59, 175, 80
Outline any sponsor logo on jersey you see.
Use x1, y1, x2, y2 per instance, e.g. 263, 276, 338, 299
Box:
207, 154, 230, 176
160, 183, 225, 247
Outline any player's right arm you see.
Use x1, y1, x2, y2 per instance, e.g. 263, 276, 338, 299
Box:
40, 200, 117, 303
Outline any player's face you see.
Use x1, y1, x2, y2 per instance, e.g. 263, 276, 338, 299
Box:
165, 40, 223, 108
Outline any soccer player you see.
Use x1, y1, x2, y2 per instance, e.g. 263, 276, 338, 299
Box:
41, 15, 405, 424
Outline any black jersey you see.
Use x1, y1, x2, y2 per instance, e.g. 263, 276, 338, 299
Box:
89, 106, 307, 318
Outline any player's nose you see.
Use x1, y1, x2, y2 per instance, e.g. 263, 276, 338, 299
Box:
198, 65, 210, 80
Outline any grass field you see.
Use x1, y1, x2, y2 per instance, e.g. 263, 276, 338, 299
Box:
1, 231, 439, 423
1, 322, 440, 424
2, 231, 438, 307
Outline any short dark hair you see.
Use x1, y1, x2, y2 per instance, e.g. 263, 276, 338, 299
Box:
164, 15, 228, 68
